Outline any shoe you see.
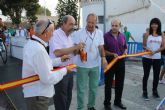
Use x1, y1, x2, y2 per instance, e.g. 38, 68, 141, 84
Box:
114, 103, 127, 109
88, 107, 96, 110
153, 91, 160, 98
163, 79, 165, 84
159, 80, 164, 84
104, 105, 112, 110
142, 92, 150, 101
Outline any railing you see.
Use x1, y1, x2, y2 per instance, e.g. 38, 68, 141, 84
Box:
127, 42, 143, 58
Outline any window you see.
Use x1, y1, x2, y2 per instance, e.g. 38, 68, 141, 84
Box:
98, 16, 104, 24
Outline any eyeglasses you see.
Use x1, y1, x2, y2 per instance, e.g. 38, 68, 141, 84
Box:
41, 19, 53, 34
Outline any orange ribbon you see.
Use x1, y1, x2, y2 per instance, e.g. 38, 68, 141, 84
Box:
0, 52, 152, 90
104, 51, 152, 73
0, 64, 77, 91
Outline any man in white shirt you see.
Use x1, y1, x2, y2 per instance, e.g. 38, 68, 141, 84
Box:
49, 15, 84, 110
15, 25, 28, 37
72, 13, 107, 110
22, 19, 72, 110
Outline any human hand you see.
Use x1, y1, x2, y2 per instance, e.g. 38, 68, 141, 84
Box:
75, 42, 85, 50
113, 53, 118, 57
145, 47, 152, 52
66, 66, 73, 73
101, 57, 108, 69
123, 50, 127, 55
61, 55, 70, 62
150, 51, 157, 56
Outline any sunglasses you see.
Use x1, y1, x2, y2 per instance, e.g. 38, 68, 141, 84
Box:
41, 19, 53, 34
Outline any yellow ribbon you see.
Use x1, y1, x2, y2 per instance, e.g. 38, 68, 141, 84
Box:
104, 51, 152, 73
0, 51, 152, 91
0, 64, 77, 91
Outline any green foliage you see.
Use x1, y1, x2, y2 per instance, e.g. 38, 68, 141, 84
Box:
37, 6, 51, 16
25, 0, 40, 23
0, 0, 40, 24
56, 0, 78, 27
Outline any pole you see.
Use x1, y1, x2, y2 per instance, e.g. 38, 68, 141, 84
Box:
44, 0, 47, 16
103, 0, 106, 33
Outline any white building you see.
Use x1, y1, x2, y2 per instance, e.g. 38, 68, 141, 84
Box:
0, 11, 8, 21
79, 0, 165, 42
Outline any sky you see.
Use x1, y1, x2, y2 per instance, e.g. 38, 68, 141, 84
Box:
39, 0, 58, 16
0, 0, 58, 21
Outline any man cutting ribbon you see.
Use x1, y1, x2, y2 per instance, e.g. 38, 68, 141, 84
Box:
22, 19, 73, 110
104, 19, 127, 110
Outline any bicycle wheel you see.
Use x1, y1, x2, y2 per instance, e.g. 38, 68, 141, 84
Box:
0, 41, 7, 64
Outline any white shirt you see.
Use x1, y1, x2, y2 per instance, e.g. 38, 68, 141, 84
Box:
22, 35, 67, 98
72, 28, 104, 68
20, 29, 26, 37
15, 28, 27, 37
49, 28, 74, 66
143, 35, 162, 59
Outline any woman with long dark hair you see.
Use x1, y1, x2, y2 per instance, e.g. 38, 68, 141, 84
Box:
142, 18, 165, 100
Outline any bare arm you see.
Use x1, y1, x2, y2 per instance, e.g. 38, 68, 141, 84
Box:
98, 45, 108, 68
98, 45, 105, 57
143, 33, 151, 51
123, 49, 128, 55
54, 43, 85, 57
54, 46, 77, 57
130, 35, 135, 42
105, 50, 115, 56
154, 35, 165, 53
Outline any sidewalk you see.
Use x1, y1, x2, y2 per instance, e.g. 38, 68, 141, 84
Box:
50, 61, 165, 110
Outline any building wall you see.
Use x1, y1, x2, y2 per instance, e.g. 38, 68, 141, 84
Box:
80, 0, 104, 30
80, 0, 165, 42
106, 0, 165, 42
106, 0, 151, 17
0, 11, 8, 21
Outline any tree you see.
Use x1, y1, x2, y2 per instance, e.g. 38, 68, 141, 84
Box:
37, 6, 51, 16
0, 0, 25, 24
0, 0, 40, 24
25, 0, 40, 23
56, 0, 78, 27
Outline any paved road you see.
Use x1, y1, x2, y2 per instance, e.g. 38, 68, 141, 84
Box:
0, 58, 165, 110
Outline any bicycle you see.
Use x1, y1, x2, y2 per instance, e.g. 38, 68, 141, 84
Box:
0, 37, 7, 64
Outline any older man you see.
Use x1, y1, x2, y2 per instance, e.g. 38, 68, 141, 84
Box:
104, 19, 127, 110
49, 15, 84, 110
22, 19, 71, 110
72, 13, 107, 110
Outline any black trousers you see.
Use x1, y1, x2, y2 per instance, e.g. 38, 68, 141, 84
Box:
142, 58, 161, 92
104, 59, 125, 105
53, 73, 73, 110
